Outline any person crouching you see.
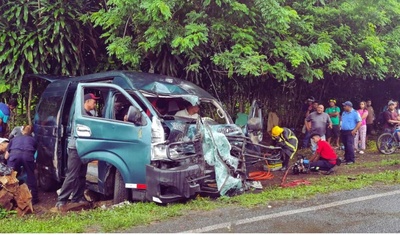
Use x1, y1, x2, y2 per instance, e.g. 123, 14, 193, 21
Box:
309, 133, 338, 175
4, 125, 39, 204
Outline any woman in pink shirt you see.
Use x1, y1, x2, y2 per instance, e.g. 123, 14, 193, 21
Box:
354, 101, 368, 154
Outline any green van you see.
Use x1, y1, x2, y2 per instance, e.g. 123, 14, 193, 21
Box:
30, 71, 266, 204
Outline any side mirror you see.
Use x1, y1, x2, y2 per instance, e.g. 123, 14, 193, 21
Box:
127, 106, 147, 126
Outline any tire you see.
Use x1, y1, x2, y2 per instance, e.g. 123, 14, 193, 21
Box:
376, 133, 397, 155
37, 167, 58, 192
113, 170, 130, 204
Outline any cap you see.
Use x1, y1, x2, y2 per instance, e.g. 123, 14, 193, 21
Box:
84, 93, 100, 102
388, 100, 395, 106
271, 126, 284, 137
329, 99, 336, 104
0, 138, 9, 144
307, 96, 315, 102
342, 101, 353, 107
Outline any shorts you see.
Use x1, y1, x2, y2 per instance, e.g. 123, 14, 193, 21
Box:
326, 125, 340, 139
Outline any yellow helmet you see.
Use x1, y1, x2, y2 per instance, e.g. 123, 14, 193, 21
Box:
271, 126, 284, 137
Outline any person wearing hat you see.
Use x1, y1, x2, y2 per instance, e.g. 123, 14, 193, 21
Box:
325, 99, 341, 148
0, 98, 18, 138
341, 101, 362, 165
53, 93, 99, 211
309, 133, 338, 175
271, 126, 298, 171
383, 100, 400, 132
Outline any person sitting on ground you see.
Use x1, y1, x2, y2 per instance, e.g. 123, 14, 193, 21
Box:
309, 133, 338, 175
175, 102, 200, 119
271, 126, 298, 171
4, 125, 39, 204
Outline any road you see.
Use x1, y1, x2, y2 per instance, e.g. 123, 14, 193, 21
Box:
128, 184, 400, 233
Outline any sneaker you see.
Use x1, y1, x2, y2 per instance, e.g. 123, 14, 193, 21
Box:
249, 181, 263, 189
324, 166, 337, 175
50, 201, 67, 213
280, 166, 287, 171
359, 150, 364, 154
346, 161, 354, 165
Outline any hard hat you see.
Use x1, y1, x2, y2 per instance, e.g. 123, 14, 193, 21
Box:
271, 126, 284, 137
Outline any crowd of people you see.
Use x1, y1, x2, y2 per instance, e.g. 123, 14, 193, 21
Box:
273, 96, 400, 174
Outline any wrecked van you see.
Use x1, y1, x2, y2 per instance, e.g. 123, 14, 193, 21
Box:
30, 71, 272, 204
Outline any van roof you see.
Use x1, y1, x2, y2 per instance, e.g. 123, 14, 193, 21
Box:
26, 71, 214, 99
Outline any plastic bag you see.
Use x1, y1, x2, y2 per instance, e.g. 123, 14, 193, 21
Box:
0, 162, 12, 176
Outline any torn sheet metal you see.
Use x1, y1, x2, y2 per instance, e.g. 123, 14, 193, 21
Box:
199, 121, 243, 196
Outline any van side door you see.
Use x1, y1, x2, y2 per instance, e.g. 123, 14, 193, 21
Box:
72, 83, 151, 192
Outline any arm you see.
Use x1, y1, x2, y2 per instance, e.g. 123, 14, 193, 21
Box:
351, 121, 362, 136
361, 110, 368, 120
309, 152, 320, 162
4, 151, 9, 160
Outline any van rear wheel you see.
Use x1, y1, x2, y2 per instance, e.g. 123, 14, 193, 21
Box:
113, 170, 130, 204
37, 167, 58, 192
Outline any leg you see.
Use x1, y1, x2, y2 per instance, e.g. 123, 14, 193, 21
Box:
345, 131, 355, 163
310, 159, 335, 171
360, 125, 367, 150
341, 131, 349, 161
57, 148, 84, 203
302, 131, 310, 148
70, 160, 88, 202
281, 151, 290, 169
354, 130, 359, 151
22, 155, 39, 203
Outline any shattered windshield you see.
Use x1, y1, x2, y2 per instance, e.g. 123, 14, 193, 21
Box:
144, 95, 230, 124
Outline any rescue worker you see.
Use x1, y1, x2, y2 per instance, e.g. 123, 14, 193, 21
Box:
271, 126, 298, 171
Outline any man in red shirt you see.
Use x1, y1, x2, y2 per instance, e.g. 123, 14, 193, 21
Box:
309, 133, 338, 174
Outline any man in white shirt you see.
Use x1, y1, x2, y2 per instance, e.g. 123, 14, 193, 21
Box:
175, 104, 200, 119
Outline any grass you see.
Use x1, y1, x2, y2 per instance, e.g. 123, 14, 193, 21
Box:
2, 144, 400, 233
3, 168, 400, 232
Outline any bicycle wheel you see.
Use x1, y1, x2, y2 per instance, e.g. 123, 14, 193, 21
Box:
376, 133, 398, 154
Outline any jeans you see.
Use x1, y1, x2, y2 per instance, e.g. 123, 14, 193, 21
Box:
302, 131, 311, 148
7, 152, 38, 201
341, 130, 355, 163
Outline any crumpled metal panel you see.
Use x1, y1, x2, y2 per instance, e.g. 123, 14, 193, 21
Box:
199, 122, 242, 196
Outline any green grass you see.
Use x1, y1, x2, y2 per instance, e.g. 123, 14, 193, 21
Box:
3, 168, 400, 233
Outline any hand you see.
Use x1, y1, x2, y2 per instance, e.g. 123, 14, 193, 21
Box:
328, 124, 333, 129
351, 130, 356, 136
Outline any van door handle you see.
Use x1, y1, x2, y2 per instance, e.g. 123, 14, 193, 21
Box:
76, 124, 92, 137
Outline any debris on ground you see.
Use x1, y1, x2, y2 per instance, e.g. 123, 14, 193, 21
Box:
0, 170, 33, 216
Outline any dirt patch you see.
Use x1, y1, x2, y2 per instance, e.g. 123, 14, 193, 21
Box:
31, 140, 398, 214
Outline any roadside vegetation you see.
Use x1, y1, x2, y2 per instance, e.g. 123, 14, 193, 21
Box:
2, 151, 400, 233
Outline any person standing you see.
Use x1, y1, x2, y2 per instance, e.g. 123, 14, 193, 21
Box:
354, 101, 368, 154
4, 125, 39, 204
54, 93, 99, 209
305, 104, 332, 153
340, 101, 362, 165
365, 99, 375, 137
301, 97, 317, 148
0, 99, 18, 138
325, 99, 341, 148
271, 126, 298, 171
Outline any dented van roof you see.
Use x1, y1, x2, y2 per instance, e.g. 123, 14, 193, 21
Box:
26, 71, 214, 99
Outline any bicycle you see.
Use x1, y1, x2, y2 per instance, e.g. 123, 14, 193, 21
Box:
376, 126, 400, 154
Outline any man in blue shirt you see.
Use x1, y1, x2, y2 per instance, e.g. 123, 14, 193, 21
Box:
0, 99, 18, 137
341, 101, 362, 164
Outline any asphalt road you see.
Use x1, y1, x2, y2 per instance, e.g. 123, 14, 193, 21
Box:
128, 184, 400, 233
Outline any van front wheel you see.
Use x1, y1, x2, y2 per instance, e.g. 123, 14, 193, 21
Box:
113, 170, 130, 204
